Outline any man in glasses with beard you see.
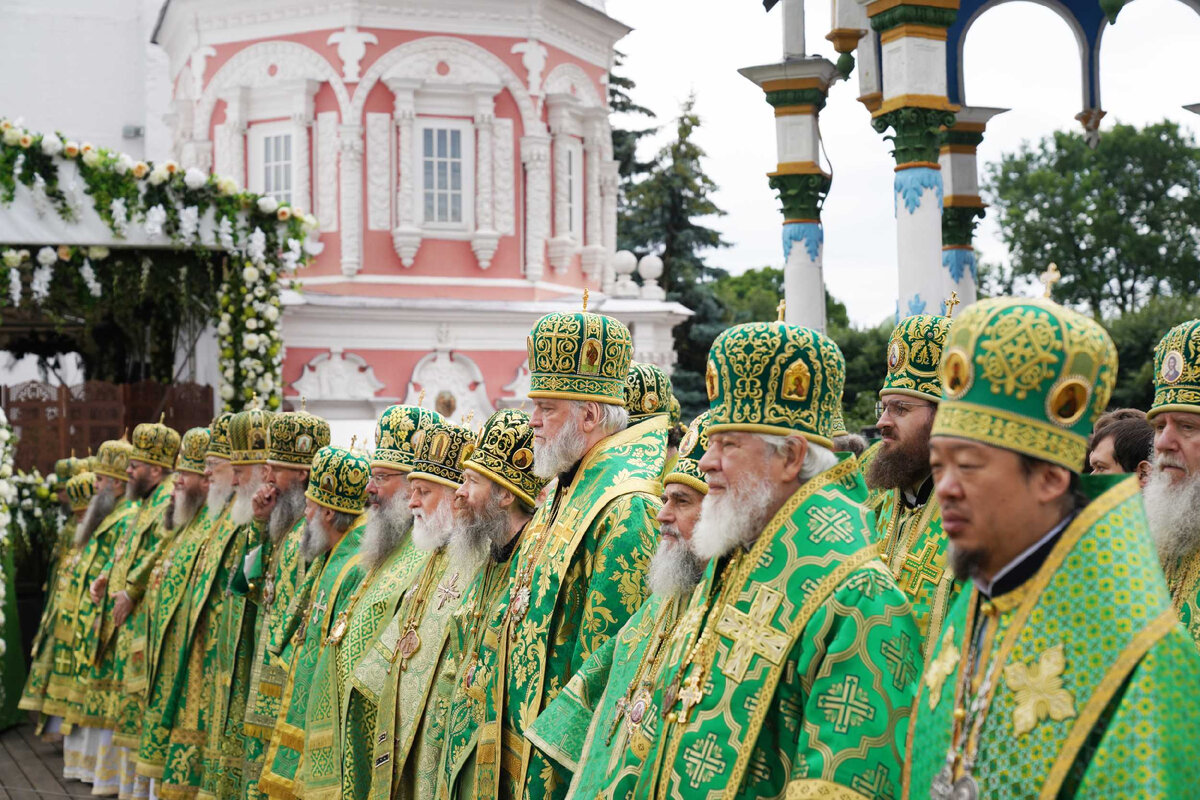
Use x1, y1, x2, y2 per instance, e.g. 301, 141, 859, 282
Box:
865, 310, 961, 656
239, 405, 330, 799
525, 411, 712, 800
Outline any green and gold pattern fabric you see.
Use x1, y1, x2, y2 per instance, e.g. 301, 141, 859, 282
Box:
904, 477, 1200, 799
268, 406, 330, 469
230, 404, 276, 465
93, 436, 134, 480
131, 416, 182, 468
302, 534, 428, 800
705, 321, 845, 446
19, 514, 80, 716
307, 446, 371, 514
259, 519, 366, 800
462, 409, 546, 508
881, 314, 952, 402
625, 361, 673, 422
872, 488, 959, 655
410, 422, 475, 489
1147, 318, 1200, 420
1163, 550, 1200, 647
65, 471, 96, 511
527, 306, 634, 405
208, 412, 236, 460
360, 546, 469, 800
440, 419, 666, 800
176, 427, 211, 475
627, 458, 918, 800
932, 297, 1117, 473
373, 405, 445, 473
663, 411, 710, 495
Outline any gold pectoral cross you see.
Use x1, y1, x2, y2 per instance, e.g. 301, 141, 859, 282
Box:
714, 586, 790, 681
550, 506, 585, 546
309, 590, 328, 626
436, 573, 462, 610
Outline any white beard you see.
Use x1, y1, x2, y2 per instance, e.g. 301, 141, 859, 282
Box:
206, 472, 234, 513
230, 465, 268, 526
412, 498, 454, 552
646, 528, 705, 597
170, 489, 204, 531
361, 492, 413, 570
447, 490, 507, 578
1143, 456, 1200, 564
301, 514, 332, 562
692, 472, 779, 561
76, 488, 117, 547
533, 418, 588, 480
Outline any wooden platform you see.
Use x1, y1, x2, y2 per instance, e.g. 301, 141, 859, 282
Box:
0, 723, 92, 799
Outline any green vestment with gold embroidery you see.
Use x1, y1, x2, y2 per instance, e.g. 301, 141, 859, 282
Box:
259, 519, 365, 800
626, 459, 919, 800
132, 504, 212, 780
872, 486, 961, 656
905, 477, 1200, 799
19, 516, 77, 717
1162, 550, 1200, 648
440, 419, 665, 800
301, 534, 428, 800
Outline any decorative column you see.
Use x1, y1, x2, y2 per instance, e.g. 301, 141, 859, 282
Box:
939, 106, 1006, 305
386, 78, 421, 267
580, 111, 607, 284
739, 56, 839, 331
547, 94, 579, 273
337, 123, 364, 277
867, 0, 960, 316
471, 86, 501, 269
214, 88, 247, 186
599, 161, 620, 293
521, 134, 552, 282
288, 80, 319, 213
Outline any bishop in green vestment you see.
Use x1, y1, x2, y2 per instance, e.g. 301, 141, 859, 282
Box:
627, 320, 919, 800
865, 311, 962, 655
525, 411, 711, 800
439, 303, 665, 800
1141, 319, 1200, 646
368, 409, 547, 800
239, 407, 331, 800
906, 297, 1200, 799
258, 443, 370, 800
300, 407, 446, 800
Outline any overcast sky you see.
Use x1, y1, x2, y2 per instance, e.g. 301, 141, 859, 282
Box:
605, 0, 1200, 326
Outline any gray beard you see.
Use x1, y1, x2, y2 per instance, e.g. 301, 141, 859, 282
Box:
412, 499, 454, 552
170, 489, 204, 531
126, 473, 155, 502
268, 482, 307, 544
1143, 461, 1200, 564
76, 488, 117, 547
301, 514, 332, 562
692, 473, 778, 560
207, 475, 234, 512
646, 530, 705, 598
361, 492, 413, 571
230, 466, 267, 526
533, 422, 587, 480
447, 490, 508, 577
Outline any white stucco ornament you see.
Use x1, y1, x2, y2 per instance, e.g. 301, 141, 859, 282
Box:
512, 39, 549, 98
292, 349, 385, 400
328, 26, 378, 84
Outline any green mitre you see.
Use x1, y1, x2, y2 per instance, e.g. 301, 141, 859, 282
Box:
372, 404, 445, 473
207, 412, 236, 460
527, 297, 633, 406
94, 437, 133, 482
409, 421, 476, 490
176, 427, 211, 475
229, 403, 276, 466
668, 394, 681, 428
932, 296, 1117, 473
1147, 318, 1200, 421
131, 416, 182, 469
268, 405, 330, 469
625, 361, 673, 422
463, 409, 547, 508
665, 411, 711, 496
705, 321, 845, 447
828, 406, 849, 439
881, 313, 952, 402
65, 471, 96, 512
306, 445, 370, 514
54, 456, 85, 482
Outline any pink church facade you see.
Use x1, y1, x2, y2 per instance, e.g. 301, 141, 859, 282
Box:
153, 0, 689, 435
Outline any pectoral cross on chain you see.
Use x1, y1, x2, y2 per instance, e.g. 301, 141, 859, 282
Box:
436, 572, 462, 610
714, 586, 791, 682
310, 590, 328, 625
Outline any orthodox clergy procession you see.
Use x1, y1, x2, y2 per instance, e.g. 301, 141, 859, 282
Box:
5, 1, 1200, 798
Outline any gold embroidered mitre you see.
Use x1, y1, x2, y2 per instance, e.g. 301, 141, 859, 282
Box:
1147, 318, 1200, 421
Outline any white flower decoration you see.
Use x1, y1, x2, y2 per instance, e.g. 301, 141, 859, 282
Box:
257, 196, 279, 215
184, 167, 208, 190
36, 247, 57, 267
41, 133, 63, 156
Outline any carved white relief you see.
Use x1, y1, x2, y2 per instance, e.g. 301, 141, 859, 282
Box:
521, 135, 552, 283
488, 118, 515, 238
327, 26, 378, 84
291, 114, 312, 213
366, 113, 392, 231
189, 45, 217, 99
316, 112, 339, 232
338, 124, 364, 276
213, 89, 247, 186
600, 160, 620, 291
512, 39, 549, 107
498, 360, 532, 407
543, 62, 603, 109
292, 349, 385, 400
402, 350, 494, 424
388, 79, 421, 267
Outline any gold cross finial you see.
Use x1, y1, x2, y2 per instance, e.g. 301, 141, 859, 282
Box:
120, 427, 129, 442
582, 288, 589, 313
463, 410, 475, 426
519, 399, 528, 412
943, 291, 960, 318
776, 299, 786, 322
1040, 263, 1061, 299
300, 396, 307, 412
349, 435, 358, 453
70, 448, 76, 459
417, 389, 426, 408
250, 392, 260, 410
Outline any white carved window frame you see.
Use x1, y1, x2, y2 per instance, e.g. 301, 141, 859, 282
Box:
415, 116, 475, 237
247, 121, 295, 202
239, 78, 318, 211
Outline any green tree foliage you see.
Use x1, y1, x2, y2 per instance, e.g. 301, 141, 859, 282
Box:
608, 51, 657, 188
1105, 295, 1200, 411
617, 96, 730, 418
985, 121, 1200, 316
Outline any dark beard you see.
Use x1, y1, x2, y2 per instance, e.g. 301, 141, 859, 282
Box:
865, 430, 931, 491
947, 542, 986, 581
125, 472, 155, 501
268, 482, 307, 543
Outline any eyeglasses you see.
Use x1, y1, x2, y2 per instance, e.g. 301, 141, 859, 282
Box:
875, 399, 934, 419
368, 471, 403, 485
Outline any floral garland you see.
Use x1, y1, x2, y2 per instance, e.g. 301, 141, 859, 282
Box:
0, 409, 14, 658
0, 118, 322, 411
